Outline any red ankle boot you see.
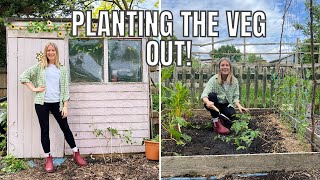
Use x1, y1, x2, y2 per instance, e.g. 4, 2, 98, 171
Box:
73, 150, 87, 166
45, 154, 54, 173
213, 120, 230, 135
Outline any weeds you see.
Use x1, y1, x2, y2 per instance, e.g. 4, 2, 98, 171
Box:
0, 154, 27, 173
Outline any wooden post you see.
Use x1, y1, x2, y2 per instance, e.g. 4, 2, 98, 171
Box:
239, 66, 243, 103
295, 38, 299, 64
212, 37, 215, 61
182, 67, 186, 84
244, 37, 246, 62
262, 67, 267, 108
254, 65, 258, 108
199, 68, 204, 108
246, 67, 250, 108
190, 67, 195, 107
270, 67, 275, 106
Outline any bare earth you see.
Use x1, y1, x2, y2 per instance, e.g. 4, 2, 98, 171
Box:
0, 154, 159, 180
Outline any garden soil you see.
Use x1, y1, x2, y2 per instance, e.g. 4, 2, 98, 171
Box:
0, 154, 158, 180
162, 111, 310, 156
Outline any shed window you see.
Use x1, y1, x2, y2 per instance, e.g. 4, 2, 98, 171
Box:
69, 39, 143, 83
108, 40, 142, 82
69, 39, 104, 82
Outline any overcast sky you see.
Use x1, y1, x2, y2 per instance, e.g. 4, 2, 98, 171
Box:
161, 0, 319, 61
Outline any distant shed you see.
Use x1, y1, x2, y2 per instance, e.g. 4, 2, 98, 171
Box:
6, 19, 150, 158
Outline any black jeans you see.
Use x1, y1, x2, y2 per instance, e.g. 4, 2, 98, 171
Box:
204, 92, 236, 128
35, 102, 76, 153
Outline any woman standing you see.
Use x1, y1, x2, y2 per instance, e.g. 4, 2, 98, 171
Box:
20, 42, 87, 173
201, 57, 248, 135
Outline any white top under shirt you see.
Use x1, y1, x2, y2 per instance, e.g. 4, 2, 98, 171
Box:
44, 64, 60, 103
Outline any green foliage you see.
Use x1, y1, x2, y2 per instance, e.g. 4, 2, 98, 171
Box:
246, 54, 264, 63
152, 93, 159, 111
0, 154, 27, 173
0, 102, 7, 152
161, 67, 192, 145
293, 1, 320, 63
273, 70, 311, 139
214, 45, 242, 62
215, 113, 260, 150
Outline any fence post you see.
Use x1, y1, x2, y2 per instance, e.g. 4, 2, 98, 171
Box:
246, 66, 250, 108
239, 65, 243, 103
199, 68, 204, 108
270, 67, 275, 106
262, 67, 267, 108
182, 67, 186, 84
254, 65, 258, 108
190, 67, 195, 107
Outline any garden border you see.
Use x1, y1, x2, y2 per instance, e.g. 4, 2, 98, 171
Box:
162, 108, 320, 177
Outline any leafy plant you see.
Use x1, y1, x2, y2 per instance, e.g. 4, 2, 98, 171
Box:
161, 67, 192, 145
215, 113, 260, 150
0, 102, 7, 153
0, 154, 27, 173
273, 69, 311, 140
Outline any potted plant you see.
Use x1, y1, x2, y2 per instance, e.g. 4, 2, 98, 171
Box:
143, 135, 159, 161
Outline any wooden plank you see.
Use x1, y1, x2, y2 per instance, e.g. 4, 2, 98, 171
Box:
70, 83, 149, 92
254, 66, 258, 107
270, 67, 275, 106
68, 114, 149, 124
69, 122, 149, 131
246, 67, 250, 108
69, 107, 148, 116
182, 67, 186, 84
198, 68, 204, 107
190, 68, 195, 105
238, 66, 243, 103
70, 92, 148, 100
70, 137, 144, 148
161, 152, 320, 177
68, 100, 148, 108
262, 67, 267, 107
73, 130, 149, 140
142, 38, 148, 83
64, 145, 145, 155
7, 37, 19, 156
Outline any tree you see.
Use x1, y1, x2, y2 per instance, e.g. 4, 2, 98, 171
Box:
247, 54, 263, 63
214, 45, 242, 62
293, 1, 320, 63
0, 0, 93, 67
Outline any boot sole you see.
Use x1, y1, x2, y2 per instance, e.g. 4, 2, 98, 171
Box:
46, 169, 54, 173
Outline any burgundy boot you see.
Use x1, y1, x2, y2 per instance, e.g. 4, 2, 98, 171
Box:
73, 150, 87, 166
45, 154, 54, 173
213, 119, 230, 135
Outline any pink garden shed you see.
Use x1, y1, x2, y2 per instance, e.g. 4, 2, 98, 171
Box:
6, 19, 150, 158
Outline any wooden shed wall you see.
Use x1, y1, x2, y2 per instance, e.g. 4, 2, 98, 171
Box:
7, 22, 150, 158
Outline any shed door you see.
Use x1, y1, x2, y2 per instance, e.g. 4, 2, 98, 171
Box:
16, 38, 66, 158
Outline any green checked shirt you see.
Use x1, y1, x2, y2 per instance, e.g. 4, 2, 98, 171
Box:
20, 63, 70, 111
201, 74, 240, 107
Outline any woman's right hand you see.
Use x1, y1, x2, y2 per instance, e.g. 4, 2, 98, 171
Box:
33, 86, 45, 92
206, 101, 215, 109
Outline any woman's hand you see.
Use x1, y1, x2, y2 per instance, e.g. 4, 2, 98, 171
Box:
206, 101, 215, 110
61, 107, 68, 119
238, 105, 248, 113
33, 86, 45, 92
235, 102, 248, 113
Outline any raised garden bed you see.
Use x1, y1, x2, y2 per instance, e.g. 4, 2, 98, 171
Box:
161, 109, 320, 178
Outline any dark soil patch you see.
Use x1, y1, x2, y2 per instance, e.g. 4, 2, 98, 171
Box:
162, 111, 308, 156
0, 154, 158, 180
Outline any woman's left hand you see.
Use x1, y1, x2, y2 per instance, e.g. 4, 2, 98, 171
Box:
61, 107, 68, 119
238, 106, 249, 113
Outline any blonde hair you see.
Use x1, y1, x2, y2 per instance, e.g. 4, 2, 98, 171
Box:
217, 57, 236, 85
40, 42, 60, 68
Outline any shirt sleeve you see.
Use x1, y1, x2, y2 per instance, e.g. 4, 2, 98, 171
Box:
62, 66, 70, 102
19, 63, 39, 84
232, 79, 240, 104
201, 76, 215, 99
